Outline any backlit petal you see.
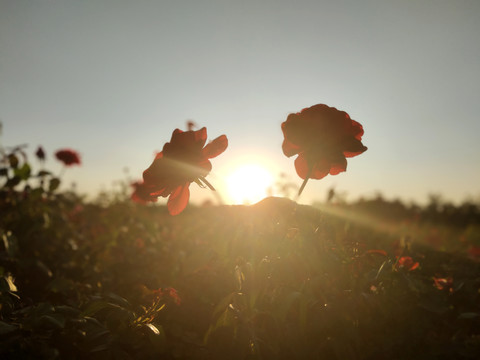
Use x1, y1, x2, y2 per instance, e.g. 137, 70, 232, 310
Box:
294, 154, 310, 179
167, 184, 190, 215
351, 120, 364, 140
310, 158, 330, 180
343, 138, 368, 158
202, 135, 228, 159
329, 156, 347, 175
295, 154, 330, 180
282, 139, 301, 157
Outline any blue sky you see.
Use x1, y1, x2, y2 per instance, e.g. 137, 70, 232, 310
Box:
1, 0, 479, 205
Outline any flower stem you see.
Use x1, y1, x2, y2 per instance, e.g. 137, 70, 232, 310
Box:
58, 165, 66, 178
296, 166, 312, 201
199, 176, 216, 191
296, 177, 309, 199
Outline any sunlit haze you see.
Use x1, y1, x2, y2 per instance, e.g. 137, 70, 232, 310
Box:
1, 0, 479, 206
225, 163, 274, 205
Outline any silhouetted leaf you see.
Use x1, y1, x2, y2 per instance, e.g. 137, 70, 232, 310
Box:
8, 154, 18, 168
106, 293, 130, 308
14, 163, 31, 180
49, 177, 60, 191
0, 321, 17, 335
5, 176, 21, 187
38, 314, 65, 329
145, 323, 167, 351
458, 312, 479, 319
38, 170, 51, 177
82, 301, 110, 317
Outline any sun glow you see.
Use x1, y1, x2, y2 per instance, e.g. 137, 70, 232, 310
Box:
226, 163, 274, 205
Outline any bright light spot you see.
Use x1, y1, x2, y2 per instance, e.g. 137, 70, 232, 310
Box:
226, 163, 274, 204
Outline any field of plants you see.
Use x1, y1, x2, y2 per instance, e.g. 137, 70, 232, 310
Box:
1, 144, 480, 359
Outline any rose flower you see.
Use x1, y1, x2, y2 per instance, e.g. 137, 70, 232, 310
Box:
142, 127, 227, 215
281, 104, 367, 195
131, 181, 158, 204
55, 149, 81, 166
395, 256, 420, 271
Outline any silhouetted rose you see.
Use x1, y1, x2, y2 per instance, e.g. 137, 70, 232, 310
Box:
131, 181, 158, 204
55, 149, 81, 166
35, 146, 46, 161
142, 127, 227, 215
282, 104, 367, 195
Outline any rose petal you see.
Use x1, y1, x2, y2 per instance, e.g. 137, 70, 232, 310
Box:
310, 158, 330, 180
294, 154, 329, 180
329, 156, 347, 175
294, 154, 309, 179
202, 135, 228, 159
282, 139, 301, 157
167, 184, 190, 215
198, 159, 212, 173
343, 138, 368, 158
281, 114, 313, 146
351, 120, 364, 140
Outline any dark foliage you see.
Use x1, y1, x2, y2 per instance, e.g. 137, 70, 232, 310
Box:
1, 146, 480, 359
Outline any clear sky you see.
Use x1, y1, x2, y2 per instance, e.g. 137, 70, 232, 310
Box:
1, 0, 479, 205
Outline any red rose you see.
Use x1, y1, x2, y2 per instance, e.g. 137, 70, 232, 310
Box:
433, 276, 453, 291
395, 256, 419, 271
131, 181, 158, 204
142, 127, 227, 215
55, 149, 81, 166
281, 104, 367, 195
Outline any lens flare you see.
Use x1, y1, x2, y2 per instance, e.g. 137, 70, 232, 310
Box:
226, 163, 274, 204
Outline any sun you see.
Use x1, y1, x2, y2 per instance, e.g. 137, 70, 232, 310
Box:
226, 163, 274, 204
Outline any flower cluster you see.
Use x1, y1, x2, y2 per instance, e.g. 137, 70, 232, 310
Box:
152, 287, 181, 305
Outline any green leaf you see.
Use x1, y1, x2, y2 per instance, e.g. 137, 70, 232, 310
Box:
14, 163, 31, 180
145, 323, 160, 335
145, 323, 167, 352
38, 314, 65, 329
107, 293, 130, 307
1, 230, 18, 257
81, 300, 110, 317
55, 305, 81, 317
48, 277, 75, 294
49, 177, 60, 191
38, 170, 51, 177
0, 275, 18, 293
5, 176, 21, 188
276, 291, 302, 322
5, 275, 17, 292
211, 293, 235, 321
0, 321, 17, 335
458, 312, 480, 319
8, 154, 18, 168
